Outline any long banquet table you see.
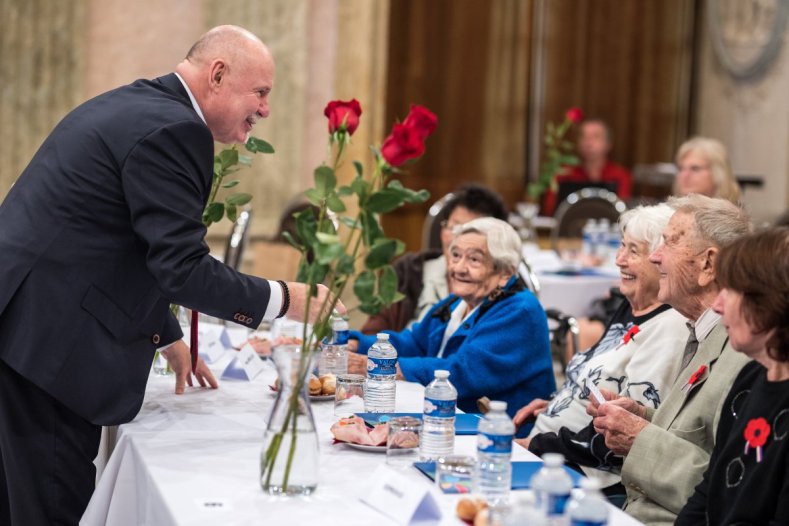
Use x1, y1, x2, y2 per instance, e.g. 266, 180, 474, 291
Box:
81, 353, 644, 526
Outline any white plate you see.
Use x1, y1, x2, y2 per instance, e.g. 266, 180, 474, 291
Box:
342, 442, 387, 453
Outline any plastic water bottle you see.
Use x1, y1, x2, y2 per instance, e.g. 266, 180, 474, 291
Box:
365, 333, 397, 412
567, 478, 609, 526
531, 453, 573, 524
474, 400, 514, 505
420, 370, 457, 460
318, 316, 349, 375
581, 219, 596, 258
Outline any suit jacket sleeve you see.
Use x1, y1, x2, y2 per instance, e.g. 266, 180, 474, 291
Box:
121, 120, 272, 326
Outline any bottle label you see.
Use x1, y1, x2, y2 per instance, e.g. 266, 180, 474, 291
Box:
477, 432, 512, 454
541, 493, 570, 516
367, 356, 397, 376
571, 520, 606, 526
424, 397, 456, 418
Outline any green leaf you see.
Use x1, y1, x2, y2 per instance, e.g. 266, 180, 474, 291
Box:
304, 188, 323, 206
359, 297, 383, 315
353, 270, 376, 303
225, 193, 252, 206
337, 185, 354, 197
560, 154, 580, 166
213, 161, 222, 176
326, 193, 347, 213
339, 216, 360, 230
365, 238, 399, 269
294, 207, 318, 247
315, 232, 340, 244
245, 136, 275, 154
378, 265, 399, 304
314, 166, 336, 197
203, 202, 224, 225
222, 180, 240, 189
336, 254, 355, 275
237, 155, 253, 167
353, 160, 364, 177
226, 204, 238, 222
314, 241, 344, 265
367, 189, 404, 214
361, 210, 384, 247
281, 231, 305, 251
308, 262, 329, 284
218, 148, 239, 170
351, 176, 369, 200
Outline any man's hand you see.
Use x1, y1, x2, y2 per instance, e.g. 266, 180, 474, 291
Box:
513, 398, 549, 430
285, 282, 346, 324
586, 389, 647, 419
347, 339, 359, 353
592, 403, 649, 455
161, 340, 218, 394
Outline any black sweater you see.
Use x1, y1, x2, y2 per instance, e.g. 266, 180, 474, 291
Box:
676, 359, 789, 525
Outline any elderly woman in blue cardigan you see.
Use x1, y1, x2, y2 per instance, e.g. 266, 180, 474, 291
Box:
348, 217, 555, 434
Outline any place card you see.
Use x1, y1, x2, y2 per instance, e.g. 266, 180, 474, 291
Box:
360, 465, 442, 525
182, 322, 232, 364
221, 344, 265, 381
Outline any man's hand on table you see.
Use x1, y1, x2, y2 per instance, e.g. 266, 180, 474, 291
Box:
161, 340, 218, 394
592, 402, 649, 455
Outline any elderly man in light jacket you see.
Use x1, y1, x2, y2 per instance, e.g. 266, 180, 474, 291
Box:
590, 194, 751, 525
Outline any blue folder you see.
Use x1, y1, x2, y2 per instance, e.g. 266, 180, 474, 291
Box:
413, 461, 584, 491
355, 412, 483, 435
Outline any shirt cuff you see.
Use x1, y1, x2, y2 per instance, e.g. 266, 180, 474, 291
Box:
262, 279, 284, 320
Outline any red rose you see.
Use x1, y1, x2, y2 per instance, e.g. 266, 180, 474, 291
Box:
381, 123, 425, 167
565, 107, 584, 123
402, 104, 438, 141
324, 99, 362, 135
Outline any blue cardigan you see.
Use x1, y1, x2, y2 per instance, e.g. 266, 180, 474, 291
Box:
350, 279, 555, 433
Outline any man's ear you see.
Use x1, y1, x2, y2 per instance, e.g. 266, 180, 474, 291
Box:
208, 60, 227, 92
697, 246, 718, 288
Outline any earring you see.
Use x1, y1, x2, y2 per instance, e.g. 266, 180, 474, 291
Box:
488, 286, 504, 301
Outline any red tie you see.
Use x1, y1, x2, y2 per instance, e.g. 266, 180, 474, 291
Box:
190, 310, 199, 374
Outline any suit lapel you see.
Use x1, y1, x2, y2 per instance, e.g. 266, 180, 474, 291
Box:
651, 322, 729, 429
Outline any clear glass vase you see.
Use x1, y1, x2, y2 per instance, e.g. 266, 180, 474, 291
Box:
260, 343, 319, 496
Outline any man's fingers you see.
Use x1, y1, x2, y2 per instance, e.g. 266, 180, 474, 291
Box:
175, 372, 186, 394
333, 299, 347, 316
186, 373, 193, 388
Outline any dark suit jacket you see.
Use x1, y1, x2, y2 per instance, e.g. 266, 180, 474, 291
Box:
0, 74, 271, 425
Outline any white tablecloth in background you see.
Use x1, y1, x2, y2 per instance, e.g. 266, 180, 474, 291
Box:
536, 272, 620, 319
81, 354, 643, 526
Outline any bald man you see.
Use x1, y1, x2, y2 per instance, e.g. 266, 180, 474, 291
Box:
0, 26, 339, 524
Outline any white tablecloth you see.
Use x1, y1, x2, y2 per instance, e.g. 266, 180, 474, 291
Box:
81, 354, 643, 526
536, 272, 620, 319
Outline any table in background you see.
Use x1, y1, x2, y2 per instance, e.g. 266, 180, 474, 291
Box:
82, 355, 643, 526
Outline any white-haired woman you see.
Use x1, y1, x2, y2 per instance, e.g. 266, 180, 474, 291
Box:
348, 218, 555, 434
675, 137, 741, 204
514, 205, 689, 498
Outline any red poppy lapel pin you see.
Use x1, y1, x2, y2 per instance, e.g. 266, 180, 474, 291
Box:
744, 417, 771, 462
623, 325, 640, 344
682, 364, 707, 392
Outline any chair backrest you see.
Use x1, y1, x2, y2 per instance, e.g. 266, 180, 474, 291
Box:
223, 208, 252, 270
421, 192, 456, 251
551, 188, 626, 248
545, 308, 580, 373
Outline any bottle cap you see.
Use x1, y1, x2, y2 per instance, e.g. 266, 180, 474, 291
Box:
376, 333, 390, 341
434, 369, 450, 379
541, 452, 565, 467
489, 400, 507, 412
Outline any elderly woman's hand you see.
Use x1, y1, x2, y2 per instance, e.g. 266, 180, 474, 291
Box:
347, 339, 359, 353
513, 398, 549, 430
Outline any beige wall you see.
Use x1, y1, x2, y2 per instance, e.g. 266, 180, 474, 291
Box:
694, 8, 789, 224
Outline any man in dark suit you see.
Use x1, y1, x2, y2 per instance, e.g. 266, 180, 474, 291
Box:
0, 25, 339, 525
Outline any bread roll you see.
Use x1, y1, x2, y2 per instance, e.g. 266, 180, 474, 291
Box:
308, 375, 322, 395
319, 374, 336, 395
456, 497, 487, 522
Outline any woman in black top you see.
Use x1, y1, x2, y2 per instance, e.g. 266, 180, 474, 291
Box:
676, 227, 789, 525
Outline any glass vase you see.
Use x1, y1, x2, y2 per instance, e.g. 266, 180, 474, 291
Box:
260, 343, 319, 496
